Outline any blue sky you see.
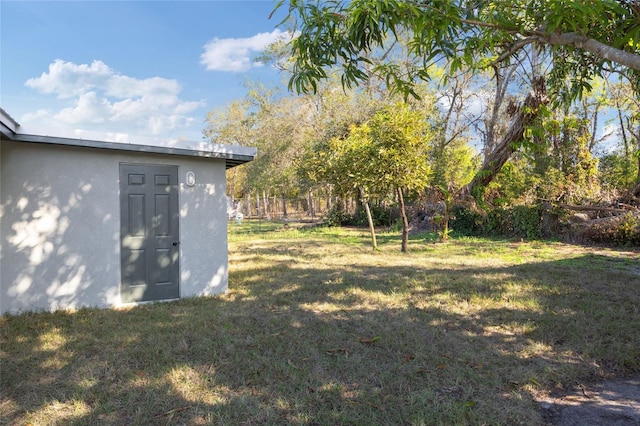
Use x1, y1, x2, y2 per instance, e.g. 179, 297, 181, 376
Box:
1, 0, 291, 141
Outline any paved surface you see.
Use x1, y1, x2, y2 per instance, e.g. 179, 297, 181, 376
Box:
540, 378, 640, 425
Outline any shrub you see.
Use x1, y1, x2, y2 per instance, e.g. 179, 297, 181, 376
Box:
484, 207, 512, 236
324, 204, 392, 227
450, 205, 483, 236
351, 204, 391, 227
612, 213, 640, 246
325, 206, 352, 227
450, 205, 544, 240
511, 206, 542, 240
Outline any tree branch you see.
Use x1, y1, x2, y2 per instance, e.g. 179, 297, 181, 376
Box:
493, 36, 538, 64
459, 17, 640, 71
538, 32, 640, 71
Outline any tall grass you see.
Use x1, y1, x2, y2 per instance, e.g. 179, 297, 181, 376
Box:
2, 222, 639, 425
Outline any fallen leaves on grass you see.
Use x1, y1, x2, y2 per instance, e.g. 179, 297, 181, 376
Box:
155, 406, 191, 418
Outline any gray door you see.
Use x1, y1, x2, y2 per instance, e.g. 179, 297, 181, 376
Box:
120, 164, 180, 303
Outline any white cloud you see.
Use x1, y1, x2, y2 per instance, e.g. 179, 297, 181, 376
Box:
21, 59, 204, 137
200, 29, 289, 72
55, 92, 109, 125
26, 60, 112, 99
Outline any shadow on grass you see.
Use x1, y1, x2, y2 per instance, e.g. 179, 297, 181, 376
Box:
2, 249, 639, 425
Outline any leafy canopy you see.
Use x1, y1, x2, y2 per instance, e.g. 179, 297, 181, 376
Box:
303, 101, 432, 197
277, 0, 640, 100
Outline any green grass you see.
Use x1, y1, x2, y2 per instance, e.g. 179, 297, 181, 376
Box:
2, 221, 639, 425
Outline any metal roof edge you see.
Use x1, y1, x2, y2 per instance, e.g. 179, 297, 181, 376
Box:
9, 132, 257, 169
0, 108, 20, 137
0, 109, 257, 169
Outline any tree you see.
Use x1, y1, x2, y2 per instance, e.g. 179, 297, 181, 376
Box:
276, 0, 640, 198
357, 103, 433, 252
279, 0, 640, 97
204, 99, 256, 205
326, 122, 383, 249
204, 83, 316, 218
302, 101, 432, 251
606, 78, 640, 196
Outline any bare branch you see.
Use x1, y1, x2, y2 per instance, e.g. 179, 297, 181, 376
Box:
493, 36, 538, 65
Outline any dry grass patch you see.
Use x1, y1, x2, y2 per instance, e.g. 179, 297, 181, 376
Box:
2, 223, 639, 425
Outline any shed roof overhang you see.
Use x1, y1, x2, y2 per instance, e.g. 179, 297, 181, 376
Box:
0, 108, 256, 169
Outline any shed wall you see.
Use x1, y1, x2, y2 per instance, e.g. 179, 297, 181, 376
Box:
0, 141, 3, 303
1, 140, 228, 314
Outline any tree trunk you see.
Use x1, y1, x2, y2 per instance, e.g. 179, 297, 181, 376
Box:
461, 77, 548, 199
281, 190, 288, 218
359, 187, 378, 250
397, 187, 409, 253
439, 185, 454, 241
263, 190, 270, 218
556, 203, 634, 213
632, 181, 640, 198
308, 190, 315, 221
617, 101, 630, 162
483, 64, 517, 157
245, 192, 251, 217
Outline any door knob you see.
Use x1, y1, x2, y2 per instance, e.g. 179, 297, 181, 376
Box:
172, 241, 180, 246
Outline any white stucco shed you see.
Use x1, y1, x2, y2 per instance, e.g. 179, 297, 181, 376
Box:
0, 108, 256, 314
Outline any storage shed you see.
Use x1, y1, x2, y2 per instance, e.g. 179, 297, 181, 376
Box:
0, 108, 256, 314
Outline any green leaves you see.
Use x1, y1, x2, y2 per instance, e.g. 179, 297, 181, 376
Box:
303, 98, 433, 203
277, 0, 640, 101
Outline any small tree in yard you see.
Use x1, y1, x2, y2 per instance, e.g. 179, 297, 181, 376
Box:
333, 123, 381, 250
366, 103, 432, 252
305, 102, 431, 251
304, 121, 392, 250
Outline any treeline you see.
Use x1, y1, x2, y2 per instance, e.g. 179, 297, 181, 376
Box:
206, 69, 638, 246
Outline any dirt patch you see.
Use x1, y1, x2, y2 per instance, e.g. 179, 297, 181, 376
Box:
540, 378, 640, 425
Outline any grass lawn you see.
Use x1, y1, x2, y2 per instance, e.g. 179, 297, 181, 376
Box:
2, 221, 639, 425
